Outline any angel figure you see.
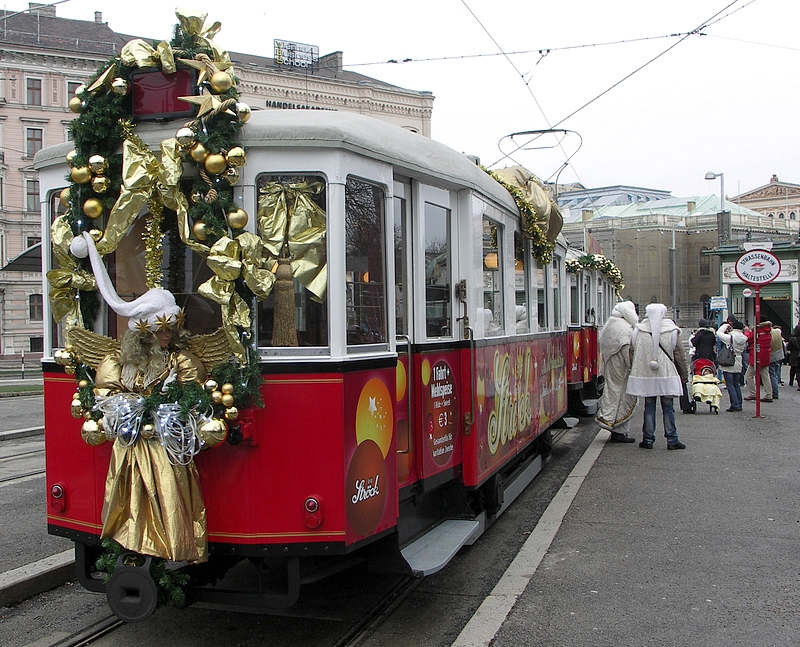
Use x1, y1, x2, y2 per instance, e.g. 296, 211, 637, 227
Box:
68, 233, 233, 564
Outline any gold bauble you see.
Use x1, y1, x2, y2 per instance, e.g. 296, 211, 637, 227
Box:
65, 150, 78, 167
209, 71, 233, 93
91, 176, 110, 194
191, 191, 203, 204
198, 418, 228, 448
225, 146, 246, 167
204, 153, 227, 175
224, 406, 239, 420
89, 228, 103, 242
54, 349, 63, 362
83, 410, 92, 420
227, 208, 248, 230
110, 77, 128, 95
204, 379, 218, 392
235, 102, 251, 123
78, 379, 89, 388
141, 423, 155, 440
88, 154, 108, 174
224, 166, 240, 186
211, 390, 223, 403
68, 96, 83, 113
59, 187, 71, 208
72, 392, 81, 401
74, 84, 86, 96
221, 393, 235, 408
71, 166, 92, 184
64, 343, 74, 352
176, 127, 195, 147
65, 366, 76, 375
59, 351, 72, 364
81, 419, 106, 446
82, 198, 104, 219
190, 142, 208, 163
71, 399, 84, 418
192, 221, 208, 241
221, 383, 235, 394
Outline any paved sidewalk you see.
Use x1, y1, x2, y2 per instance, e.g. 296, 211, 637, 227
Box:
457, 373, 800, 647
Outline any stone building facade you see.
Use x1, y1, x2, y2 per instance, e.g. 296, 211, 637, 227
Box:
0, 4, 433, 355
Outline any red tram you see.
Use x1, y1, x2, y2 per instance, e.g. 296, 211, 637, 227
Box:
36, 109, 614, 621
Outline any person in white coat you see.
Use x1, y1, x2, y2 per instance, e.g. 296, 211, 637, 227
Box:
627, 303, 688, 450
596, 301, 639, 443
717, 320, 747, 411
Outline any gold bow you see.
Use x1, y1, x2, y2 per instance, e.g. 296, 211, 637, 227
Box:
175, 9, 227, 64
198, 234, 275, 362
120, 39, 176, 74
257, 181, 327, 302
96, 134, 199, 257
46, 216, 97, 327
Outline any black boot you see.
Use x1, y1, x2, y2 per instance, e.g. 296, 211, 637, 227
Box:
609, 431, 635, 443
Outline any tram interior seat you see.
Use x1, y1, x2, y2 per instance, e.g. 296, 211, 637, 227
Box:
515, 305, 527, 333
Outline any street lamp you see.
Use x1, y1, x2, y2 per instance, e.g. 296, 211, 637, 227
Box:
704, 171, 724, 214
705, 171, 728, 244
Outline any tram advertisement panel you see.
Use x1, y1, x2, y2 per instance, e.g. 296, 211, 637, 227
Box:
568, 329, 582, 384
416, 350, 462, 481
343, 367, 399, 544
465, 334, 568, 486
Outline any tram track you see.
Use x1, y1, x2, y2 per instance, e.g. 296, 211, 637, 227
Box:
40, 614, 123, 647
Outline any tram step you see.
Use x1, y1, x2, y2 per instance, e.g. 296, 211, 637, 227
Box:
582, 399, 599, 415
401, 519, 481, 577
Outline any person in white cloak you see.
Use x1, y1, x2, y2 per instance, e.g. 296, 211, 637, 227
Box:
596, 301, 639, 443
627, 303, 688, 450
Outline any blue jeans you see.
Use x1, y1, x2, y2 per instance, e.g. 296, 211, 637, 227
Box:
723, 371, 742, 409
642, 396, 680, 445
769, 362, 781, 398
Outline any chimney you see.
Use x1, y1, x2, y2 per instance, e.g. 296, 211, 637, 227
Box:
95, 11, 103, 23
28, 2, 56, 17
687, 201, 696, 213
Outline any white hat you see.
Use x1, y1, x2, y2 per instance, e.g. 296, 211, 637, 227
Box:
70, 232, 183, 332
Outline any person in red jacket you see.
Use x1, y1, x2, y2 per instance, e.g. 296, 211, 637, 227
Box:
744, 321, 773, 402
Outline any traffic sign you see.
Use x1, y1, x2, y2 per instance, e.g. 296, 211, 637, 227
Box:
709, 296, 727, 310
742, 288, 753, 297
735, 250, 781, 286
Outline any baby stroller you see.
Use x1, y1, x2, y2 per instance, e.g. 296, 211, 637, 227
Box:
690, 358, 722, 414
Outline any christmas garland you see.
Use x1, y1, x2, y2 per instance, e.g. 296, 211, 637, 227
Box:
486, 169, 556, 265
566, 254, 625, 292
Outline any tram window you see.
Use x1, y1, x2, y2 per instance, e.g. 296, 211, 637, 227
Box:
394, 194, 408, 336
48, 190, 69, 350
482, 218, 503, 336
570, 273, 580, 325
255, 174, 328, 349
514, 231, 529, 333
536, 263, 549, 331
552, 256, 562, 330
345, 177, 387, 347
424, 202, 451, 338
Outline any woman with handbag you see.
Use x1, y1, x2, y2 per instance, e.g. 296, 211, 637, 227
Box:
717, 320, 747, 412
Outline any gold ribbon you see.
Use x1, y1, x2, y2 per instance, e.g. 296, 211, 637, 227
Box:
198, 234, 275, 361
47, 216, 97, 327
257, 181, 327, 302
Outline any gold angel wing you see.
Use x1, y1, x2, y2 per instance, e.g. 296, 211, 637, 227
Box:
188, 327, 235, 375
66, 326, 121, 369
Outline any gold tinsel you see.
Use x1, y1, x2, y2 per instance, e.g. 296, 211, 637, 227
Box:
144, 198, 165, 289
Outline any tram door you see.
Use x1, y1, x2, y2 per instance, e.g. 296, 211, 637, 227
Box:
408, 184, 463, 489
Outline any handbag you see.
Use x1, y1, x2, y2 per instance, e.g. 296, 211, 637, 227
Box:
717, 343, 735, 367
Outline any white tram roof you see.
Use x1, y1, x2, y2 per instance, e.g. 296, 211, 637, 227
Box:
35, 110, 519, 215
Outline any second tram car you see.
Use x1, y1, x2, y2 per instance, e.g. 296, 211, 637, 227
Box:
36, 109, 613, 620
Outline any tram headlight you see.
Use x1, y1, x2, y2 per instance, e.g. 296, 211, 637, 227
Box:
304, 496, 323, 529
50, 483, 66, 513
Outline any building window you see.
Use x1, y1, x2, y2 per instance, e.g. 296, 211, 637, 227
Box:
778, 212, 785, 219
30, 337, 44, 352
790, 212, 797, 220
26, 236, 41, 248
29, 294, 44, 321
699, 247, 710, 276
26, 78, 42, 106
26, 128, 43, 157
26, 180, 40, 212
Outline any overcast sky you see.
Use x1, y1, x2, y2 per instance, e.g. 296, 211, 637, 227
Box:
37, 0, 800, 199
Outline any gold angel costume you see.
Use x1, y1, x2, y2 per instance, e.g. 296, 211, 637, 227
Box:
68, 323, 231, 565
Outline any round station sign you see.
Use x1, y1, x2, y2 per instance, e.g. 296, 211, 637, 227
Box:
735, 250, 781, 286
